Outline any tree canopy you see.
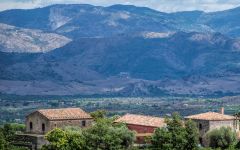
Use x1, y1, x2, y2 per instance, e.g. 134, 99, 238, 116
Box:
42, 111, 135, 150
151, 113, 199, 150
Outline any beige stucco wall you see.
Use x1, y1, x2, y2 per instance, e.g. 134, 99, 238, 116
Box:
209, 120, 235, 130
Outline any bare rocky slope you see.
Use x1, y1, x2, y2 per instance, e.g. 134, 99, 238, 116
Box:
0, 23, 71, 53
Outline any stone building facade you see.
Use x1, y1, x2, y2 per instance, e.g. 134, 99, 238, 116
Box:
21, 108, 93, 150
26, 108, 93, 134
185, 108, 238, 146
114, 114, 166, 144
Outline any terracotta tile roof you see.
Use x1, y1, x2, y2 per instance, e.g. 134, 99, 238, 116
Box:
34, 108, 92, 120
114, 114, 166, 127
185, 112, 235, 121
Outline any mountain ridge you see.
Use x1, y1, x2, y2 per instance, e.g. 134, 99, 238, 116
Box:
1, 4, 240, 38
1, 4, 240, 96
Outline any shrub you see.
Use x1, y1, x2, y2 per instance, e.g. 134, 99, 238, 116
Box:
206, 127, 237, 149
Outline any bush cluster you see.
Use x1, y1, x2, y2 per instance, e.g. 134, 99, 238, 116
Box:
42, 110, 135, 150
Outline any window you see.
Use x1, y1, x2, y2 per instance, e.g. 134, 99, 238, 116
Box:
199, 137, 203, 145
199, 123, 202, 130
30, 122, 33, 130
42, 123, 45, 132
82, 120, 86, 127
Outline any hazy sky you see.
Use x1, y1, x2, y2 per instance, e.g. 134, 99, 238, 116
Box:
1, 0, 240, 12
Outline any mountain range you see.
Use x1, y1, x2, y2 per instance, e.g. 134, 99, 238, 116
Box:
1, 4, 240, 97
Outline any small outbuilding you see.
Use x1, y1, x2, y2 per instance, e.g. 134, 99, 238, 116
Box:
114, 114, 166, 144
25, 108, 93, 134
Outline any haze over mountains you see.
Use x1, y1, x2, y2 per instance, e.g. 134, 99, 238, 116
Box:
1, 4, 240, 96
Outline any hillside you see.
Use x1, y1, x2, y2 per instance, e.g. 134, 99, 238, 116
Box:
0, 23, 71, 53
1, 4, 240, 96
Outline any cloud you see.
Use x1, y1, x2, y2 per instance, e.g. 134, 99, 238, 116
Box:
0, 0, 42, 11
0, 0, 240, 12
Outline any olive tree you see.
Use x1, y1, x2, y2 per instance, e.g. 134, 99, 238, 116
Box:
206, 127, 237, 149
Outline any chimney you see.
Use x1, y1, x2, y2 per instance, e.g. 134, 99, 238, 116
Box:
220, 107, 224, 114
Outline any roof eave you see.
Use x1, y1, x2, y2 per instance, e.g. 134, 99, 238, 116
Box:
114, 121, 164, 128
48, 117, 93, 121
185, 118, 235, 121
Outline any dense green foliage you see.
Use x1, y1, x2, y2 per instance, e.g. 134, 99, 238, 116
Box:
206, 127, 237, 149
185, 120, 200, 150
151, 113, 199, 150
0, 124, 27, 150
42, 127, 87, 150
84, 118, 135, 150
42, 111, 135, 150
90, 110, 107, 120
0, 131, 6, 150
